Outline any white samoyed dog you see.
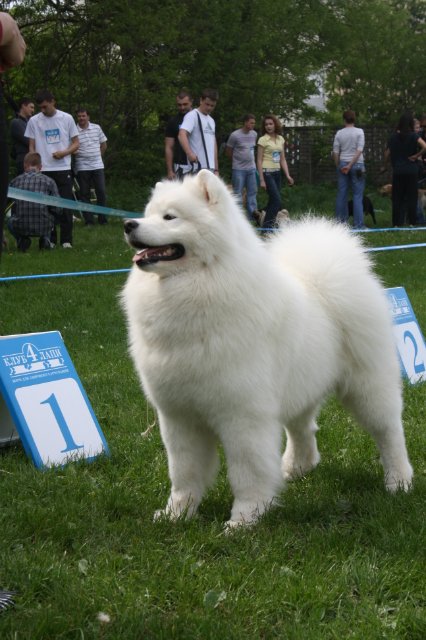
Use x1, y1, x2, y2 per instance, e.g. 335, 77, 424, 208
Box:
121, 170, 413, 528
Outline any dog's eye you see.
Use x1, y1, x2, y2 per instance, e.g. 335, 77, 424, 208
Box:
163, 214, 176, 221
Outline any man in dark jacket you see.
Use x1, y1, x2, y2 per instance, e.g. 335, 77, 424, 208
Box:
10, 97, 34, 174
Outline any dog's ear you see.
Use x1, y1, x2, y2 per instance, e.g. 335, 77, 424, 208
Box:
196, 169, 222, 206
155, 181, 166, 190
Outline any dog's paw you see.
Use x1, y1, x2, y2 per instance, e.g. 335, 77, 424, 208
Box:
282, 451, 321, 481
223, 518, 254, 533
153, 508, 174, 522
153, 496, 199, 522
385, 470, 413, 493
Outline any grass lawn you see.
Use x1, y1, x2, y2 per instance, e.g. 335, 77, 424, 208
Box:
0, 183, 425, 639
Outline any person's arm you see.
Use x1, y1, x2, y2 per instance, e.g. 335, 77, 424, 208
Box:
341, 149, 362, 174
214, 139, 219, 174
0, 12, 26, 71
332, 133, 340, 167
341, 129, 364, 174
225, 145, 233, 161
28, 138, 36, 153
408, 137, 426, 162
280, 148, 294, 185
165, 137, 176, 179
178, 128, 197, 164
10, 119, 27, 145
100, 141, 107, 156
379, 146, 391, 174
225, 133, 234, 163
52, 135, 79, 160
257, 145, 266, 189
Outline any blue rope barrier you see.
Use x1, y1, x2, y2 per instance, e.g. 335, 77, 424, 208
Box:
7, 187, 142, 219
356, 227, 426, 233
0, 268, 131, 283
258, 226, 426, 233
2, 243, 426, 282
367, 243, 426, 253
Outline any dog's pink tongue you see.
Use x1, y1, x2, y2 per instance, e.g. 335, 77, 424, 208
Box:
132, 250, 147, 264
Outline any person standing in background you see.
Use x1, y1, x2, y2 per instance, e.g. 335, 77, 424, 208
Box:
226, 114, 258, 221
0, 11, 26, 254
257, 114, 294, 229
178, 88, 219, 173
332, 110, 366, 229
385, 111, 426, 227
74, 108, 108, 225
10, 97, 34, 175
165, 91, 193, 179
25, 89, 79, 248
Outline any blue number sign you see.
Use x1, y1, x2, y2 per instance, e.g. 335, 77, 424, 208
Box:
386, 287, 426, 384
0, 331, 109, 467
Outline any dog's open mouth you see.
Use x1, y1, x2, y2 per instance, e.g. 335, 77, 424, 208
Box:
132, 243, 185, 267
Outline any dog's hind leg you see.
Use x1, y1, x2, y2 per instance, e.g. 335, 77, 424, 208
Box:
281, 408, 321, 480
154, 415, 219, 521
340, 379, 413, 492
221, 420, 283, 527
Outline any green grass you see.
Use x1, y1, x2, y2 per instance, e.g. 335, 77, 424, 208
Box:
0, 183, 426, 639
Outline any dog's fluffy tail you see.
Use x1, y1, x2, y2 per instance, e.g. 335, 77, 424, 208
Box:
269, 217, 397, 373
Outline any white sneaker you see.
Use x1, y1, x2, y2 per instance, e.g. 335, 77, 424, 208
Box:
62, 242, 72, 249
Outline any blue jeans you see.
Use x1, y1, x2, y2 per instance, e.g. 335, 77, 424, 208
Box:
263, 171, 282, 228
335, 162, 365, 229
232, 169, 258, 220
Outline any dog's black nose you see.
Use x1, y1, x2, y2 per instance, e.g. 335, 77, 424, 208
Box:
124, 219, 139, 234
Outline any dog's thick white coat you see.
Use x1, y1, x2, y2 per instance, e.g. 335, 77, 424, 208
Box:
122, 170, 413, 527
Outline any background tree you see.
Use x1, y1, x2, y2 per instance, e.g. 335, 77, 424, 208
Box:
2, 0, 425, 182
2, 0, 332, 179
323, 0, 426, 125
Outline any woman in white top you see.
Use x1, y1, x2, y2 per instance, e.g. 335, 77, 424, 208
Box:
332, 109, 366, 229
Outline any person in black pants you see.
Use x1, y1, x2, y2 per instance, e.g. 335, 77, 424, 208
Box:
25, 89, 79, 248
385, 112, 426, 227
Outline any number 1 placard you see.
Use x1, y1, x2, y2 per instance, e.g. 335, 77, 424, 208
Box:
386, 287, 426, 384
0, 331, 109, 468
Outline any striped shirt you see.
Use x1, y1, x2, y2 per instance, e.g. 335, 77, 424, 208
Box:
9, 170, 59, 236
74, 122, 107, 171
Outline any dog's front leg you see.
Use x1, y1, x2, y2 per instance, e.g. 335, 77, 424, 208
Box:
154, 415, 219, 521
221, 421, 283, 528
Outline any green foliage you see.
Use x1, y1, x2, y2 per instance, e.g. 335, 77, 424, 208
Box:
323, 0, 426, 124
4, 0, 425, 180
3, 0, 334, 180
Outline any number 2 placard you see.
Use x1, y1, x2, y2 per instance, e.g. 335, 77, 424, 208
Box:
386, 287, 426, 384
0, 332, 109, 468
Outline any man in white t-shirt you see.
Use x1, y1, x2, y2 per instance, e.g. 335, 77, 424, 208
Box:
74, 108, 108, 225
25, 89, 79, 247
178, 88, 219, 174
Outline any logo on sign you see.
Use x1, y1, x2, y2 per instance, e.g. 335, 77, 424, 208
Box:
2, 342, 66, 377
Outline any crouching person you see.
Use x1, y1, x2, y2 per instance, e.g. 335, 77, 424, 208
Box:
8, 152, 58, 251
